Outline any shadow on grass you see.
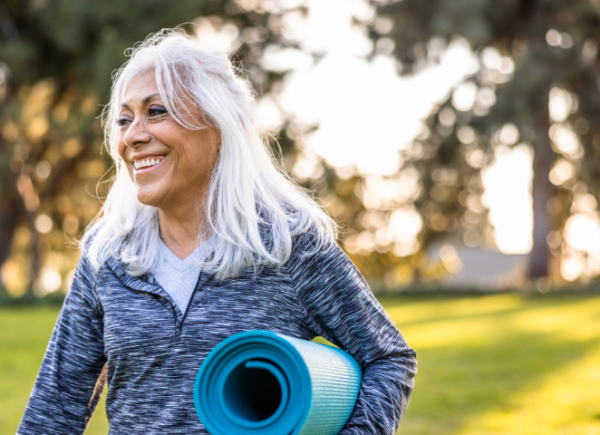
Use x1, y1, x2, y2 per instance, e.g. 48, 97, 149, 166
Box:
393, 298, 600, 434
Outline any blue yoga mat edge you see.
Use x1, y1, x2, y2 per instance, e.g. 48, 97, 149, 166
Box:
194, 330, 362, 435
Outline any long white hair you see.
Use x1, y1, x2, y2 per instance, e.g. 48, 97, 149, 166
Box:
83, 29, 337, 280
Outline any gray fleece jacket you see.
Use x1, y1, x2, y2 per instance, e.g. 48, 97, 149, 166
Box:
18, 230, 417, 435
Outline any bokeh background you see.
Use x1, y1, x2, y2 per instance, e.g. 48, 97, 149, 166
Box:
1, 0, 600, 434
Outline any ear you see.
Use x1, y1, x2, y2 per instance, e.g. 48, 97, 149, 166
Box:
213, 127, 222, 153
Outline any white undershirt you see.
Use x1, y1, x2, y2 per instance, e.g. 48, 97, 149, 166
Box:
149, 237, 212, 313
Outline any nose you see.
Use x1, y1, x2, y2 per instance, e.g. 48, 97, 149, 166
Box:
123, 117, 152, 148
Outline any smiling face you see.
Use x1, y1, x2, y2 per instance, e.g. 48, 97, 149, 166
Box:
117, 71, 221, 214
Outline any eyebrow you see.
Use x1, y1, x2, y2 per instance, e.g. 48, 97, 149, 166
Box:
120, 93, 161, 110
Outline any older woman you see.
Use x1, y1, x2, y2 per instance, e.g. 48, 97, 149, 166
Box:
18, 30, 416, 435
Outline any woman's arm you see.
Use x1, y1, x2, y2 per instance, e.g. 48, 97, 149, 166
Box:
18, 255, 107, 435
287, 232, 417, 435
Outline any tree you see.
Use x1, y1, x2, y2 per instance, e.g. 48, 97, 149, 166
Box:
0, 0, 302, 294
370, 0, 600, 279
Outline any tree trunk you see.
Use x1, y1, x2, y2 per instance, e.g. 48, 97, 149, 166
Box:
0, 197, 19, 269
0, 129, 41, 294
529, 96, 554, 278
0, 127, 18, 290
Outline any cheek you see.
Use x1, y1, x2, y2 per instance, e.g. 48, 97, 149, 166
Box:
187, 129, 220, 166
117, 135, 127, 160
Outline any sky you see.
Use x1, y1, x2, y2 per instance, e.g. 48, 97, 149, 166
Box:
265, 0, 535, 253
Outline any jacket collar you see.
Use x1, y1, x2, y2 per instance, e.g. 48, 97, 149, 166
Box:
106, 256, 167, 298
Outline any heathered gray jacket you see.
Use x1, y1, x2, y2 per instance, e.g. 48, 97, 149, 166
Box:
18, 230, 417, 435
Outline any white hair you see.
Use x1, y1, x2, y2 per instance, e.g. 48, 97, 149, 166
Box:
83, 29, 337, 280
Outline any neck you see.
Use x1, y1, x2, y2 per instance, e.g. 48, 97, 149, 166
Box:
158, 198, 210, 260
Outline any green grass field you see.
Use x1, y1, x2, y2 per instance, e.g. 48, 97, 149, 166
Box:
2, 295, 600, 434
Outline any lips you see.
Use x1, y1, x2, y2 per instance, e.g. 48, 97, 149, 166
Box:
130, 156, 167, 176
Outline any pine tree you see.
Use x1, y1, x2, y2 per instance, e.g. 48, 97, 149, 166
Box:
371, 0, 600, 279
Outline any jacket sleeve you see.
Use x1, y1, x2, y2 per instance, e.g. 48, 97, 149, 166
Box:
287, 231, 417, 435
18, 254, 107, 435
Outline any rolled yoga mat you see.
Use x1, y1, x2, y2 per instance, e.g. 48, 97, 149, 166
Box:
193, 330, 362, 435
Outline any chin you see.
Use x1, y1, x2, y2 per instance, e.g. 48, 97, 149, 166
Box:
136, 197, 157, 207
135, 187, 165, 208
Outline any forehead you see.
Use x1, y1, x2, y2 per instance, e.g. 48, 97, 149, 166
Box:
121, 71, 159, 104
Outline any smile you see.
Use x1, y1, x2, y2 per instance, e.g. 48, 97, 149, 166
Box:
133, 156, 166, 171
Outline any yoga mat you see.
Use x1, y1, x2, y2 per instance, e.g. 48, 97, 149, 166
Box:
194, 330, 362, 435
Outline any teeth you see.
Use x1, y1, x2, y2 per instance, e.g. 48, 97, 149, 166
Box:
133, 158, 162, 170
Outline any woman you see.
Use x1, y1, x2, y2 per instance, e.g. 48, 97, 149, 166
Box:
18, 30, 416, 435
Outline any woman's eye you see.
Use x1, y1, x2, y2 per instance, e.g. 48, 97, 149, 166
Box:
149, 107, 168, 116
117, 118, 130, 127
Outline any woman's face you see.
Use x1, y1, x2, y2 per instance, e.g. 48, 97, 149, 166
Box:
117, 71, 221, 212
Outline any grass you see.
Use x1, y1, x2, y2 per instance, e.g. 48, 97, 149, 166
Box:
380, 295, 600, 435
2, 295, 600, 434
0, 307, 109, 435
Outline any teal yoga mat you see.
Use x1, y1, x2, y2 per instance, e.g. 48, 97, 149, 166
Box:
194, 330, 362, 435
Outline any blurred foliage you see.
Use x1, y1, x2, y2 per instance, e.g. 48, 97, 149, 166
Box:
0, 0, 313, 295
370, 0, 600, 279
0, 0, 419, 296
9, 0, 600, 295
